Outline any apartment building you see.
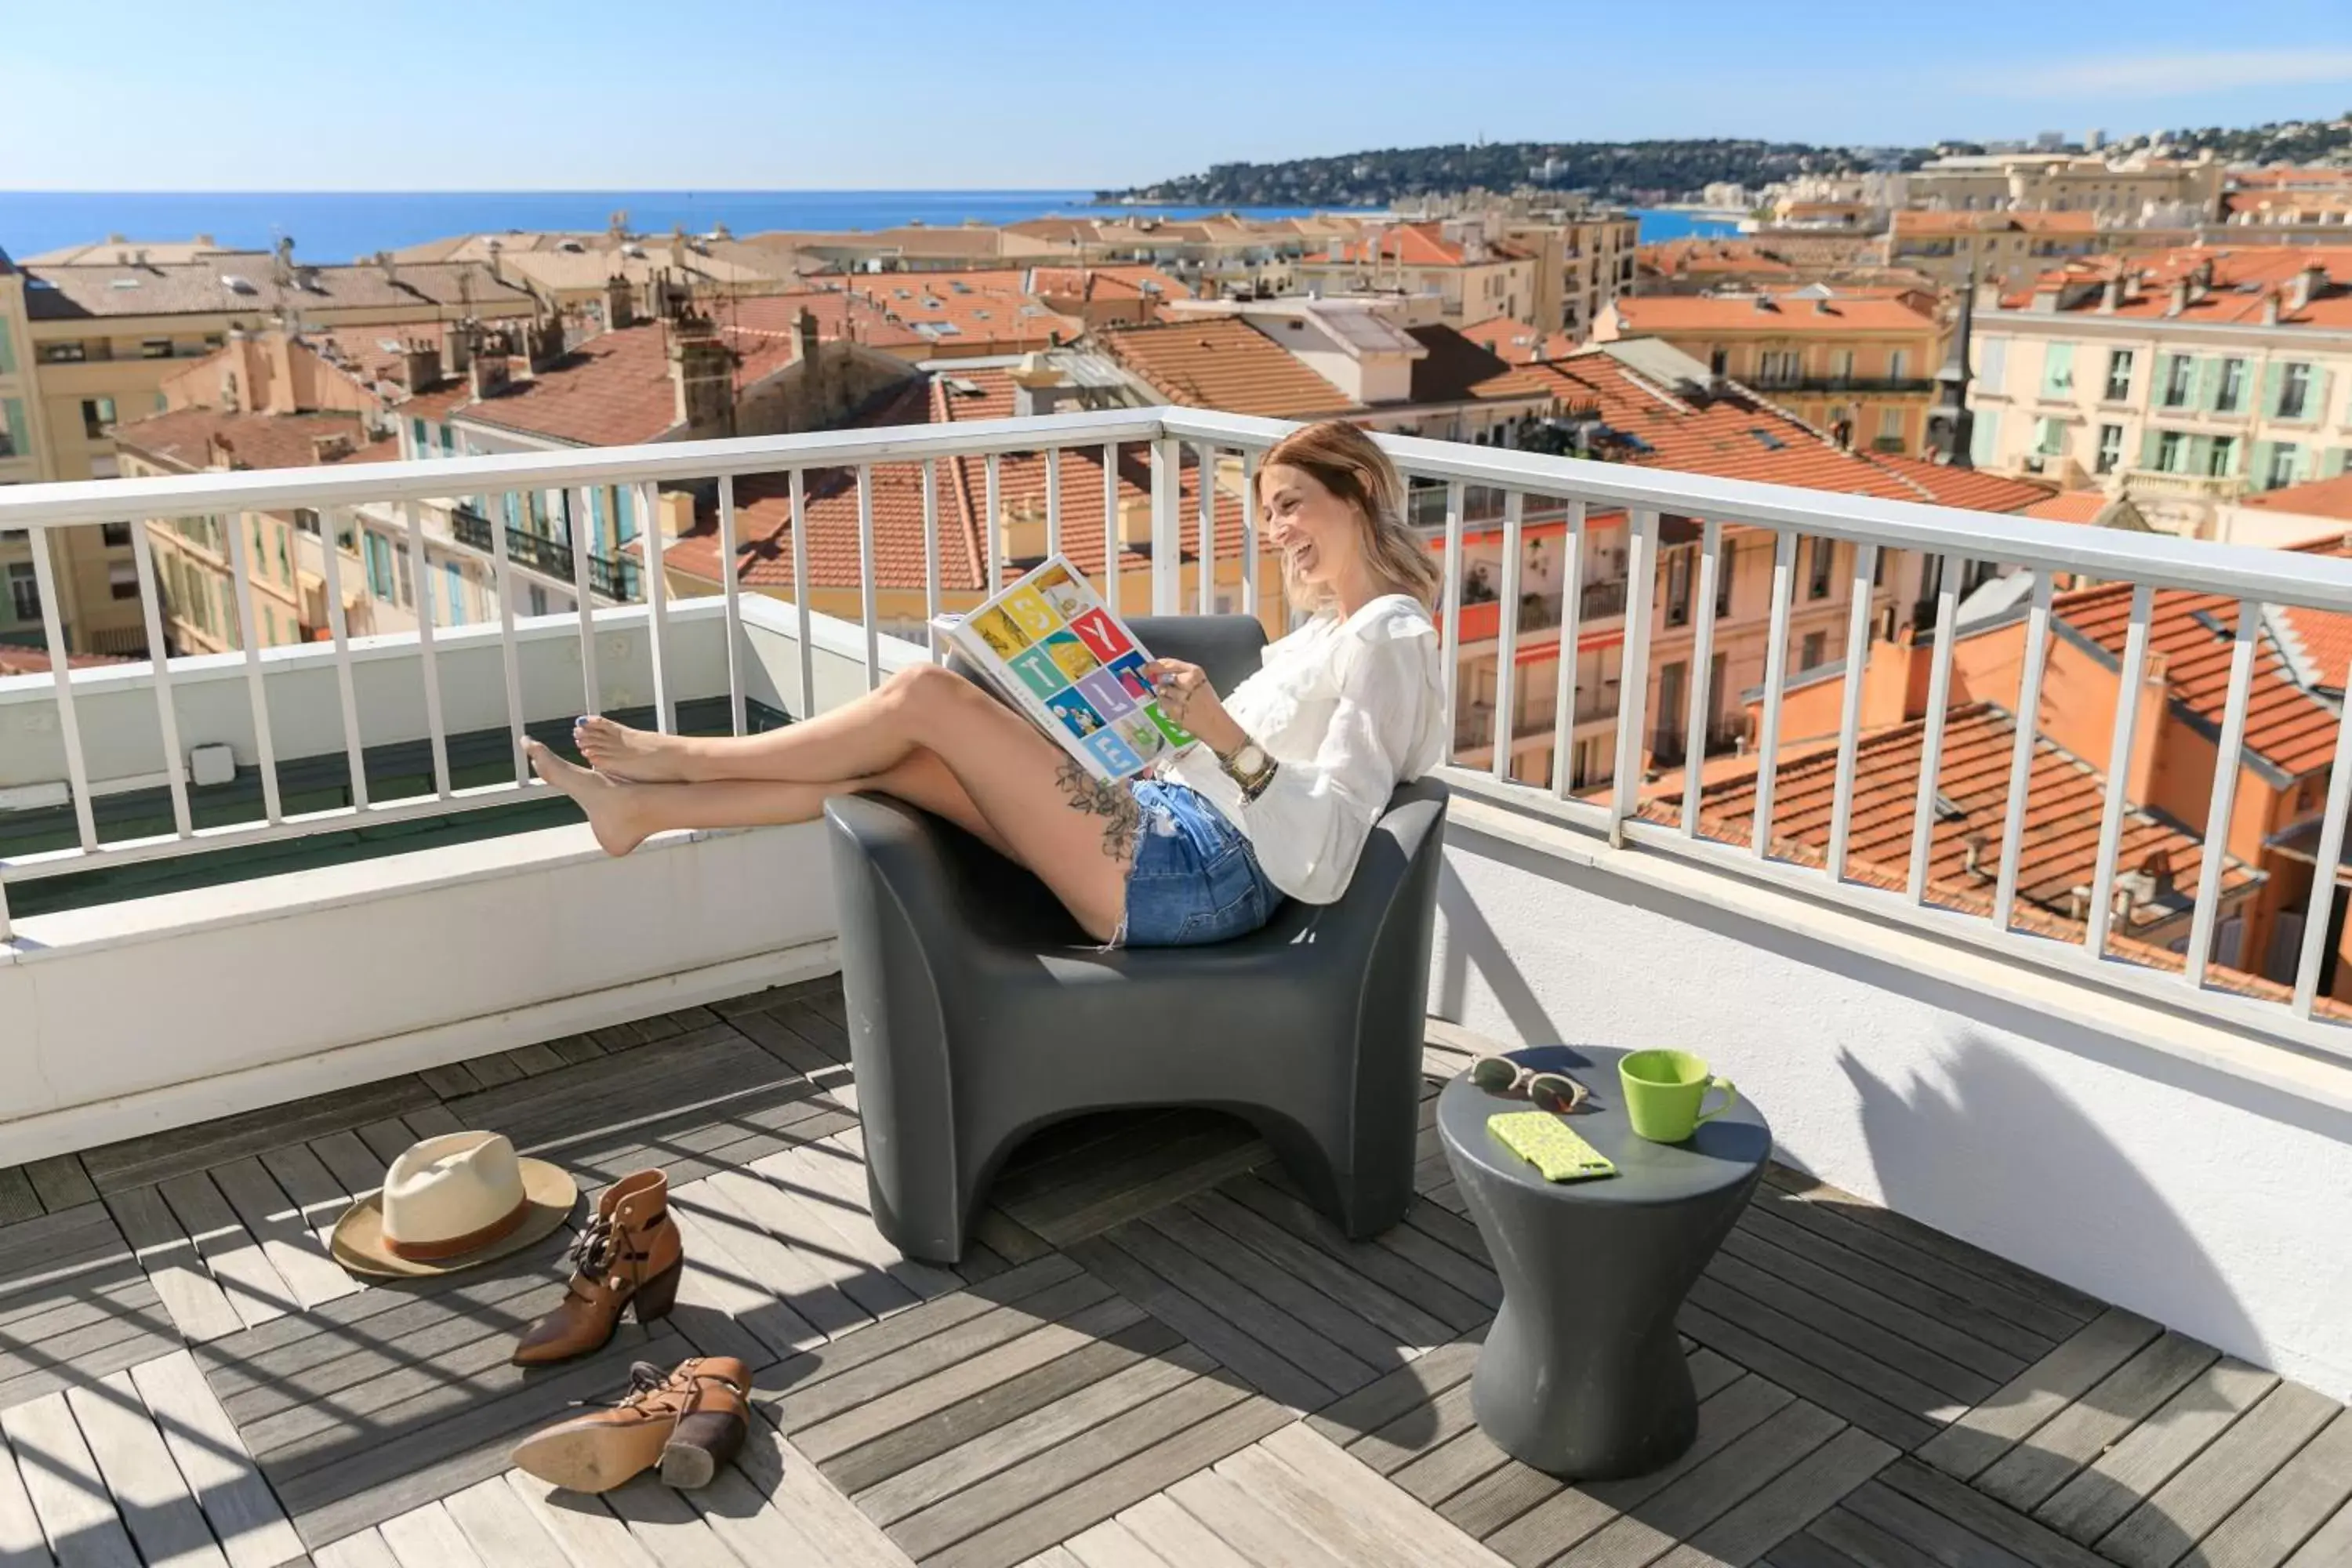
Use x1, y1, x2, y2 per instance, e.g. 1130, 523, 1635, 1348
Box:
388, 228, 811, 325
1291, 222, 1541, 326
1592, 286, 1944, 455
1490, 211, 1639, 338
1886, 210, 2107, 289
1443, 339, 2049, 791
8, 245, 535, 655
2216, 168, 2352, 241
1102, 295, 1563, 443
1, 250, 56, 656
1904, 150, 2225, 223
1968, 247, 2352, 538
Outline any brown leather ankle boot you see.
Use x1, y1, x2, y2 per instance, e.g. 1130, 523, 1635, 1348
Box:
657, 1356, 752, 1489
513, 1169, 682, 1366
510, 1356, 749, 1494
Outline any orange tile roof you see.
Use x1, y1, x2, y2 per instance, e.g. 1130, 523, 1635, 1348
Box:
2242, 473, 2352, 524
655, 365, 1250, 596
1094, 318, 1359, 419
114, 408, 398, 473
1311, 223, 1532, 268
2024, 489, 2114, 524
1405, 327, 1564, 405
1892, 210, 2101, 238
2057, 579, 2340, 776
1027, 265, 1193, 303
453, 321, 800, 447
2005, 245, 2352, 326
1659, 701, 2257, 934
1609, 291, 1936, 335
0, 645, 135, 675
1460, 315, 1577, 365
723, 289, 930, 350
1864, 455, 2053, 513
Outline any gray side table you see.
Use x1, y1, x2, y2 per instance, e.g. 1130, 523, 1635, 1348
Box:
1439, 1043, 1771, 1479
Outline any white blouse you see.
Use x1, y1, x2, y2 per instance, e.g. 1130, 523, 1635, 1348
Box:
1159, 593, 1446, 905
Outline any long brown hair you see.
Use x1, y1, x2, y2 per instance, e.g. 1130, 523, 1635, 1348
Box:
1261, 421, 1442, 616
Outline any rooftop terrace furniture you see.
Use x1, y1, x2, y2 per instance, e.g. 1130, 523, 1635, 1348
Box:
824, 613, 1450, 1264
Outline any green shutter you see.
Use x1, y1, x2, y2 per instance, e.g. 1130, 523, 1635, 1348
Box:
2186, 436, 2213, 475
2192, 357, 2220, 412
0, 397, 27, 457
2263, 362, 2288, 418
2251, 441, 2274, 488
1969, 409, 2000, 466
2325, 448, 2350, 479
2141, 428, 2166, 470
2042, 343, 2075, 398
2296, 442, 2319, 484
0, 327, 16, 376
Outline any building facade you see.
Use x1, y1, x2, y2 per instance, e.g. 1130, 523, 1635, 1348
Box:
1904, 151, 2225, 222
1291, 222, 1541, 326
1592, 287, 1944, 455
1969, 248, 2352, 536
1885, 211, 2107, 289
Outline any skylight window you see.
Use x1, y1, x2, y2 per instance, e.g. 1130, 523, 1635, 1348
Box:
1745, 428, 1786, 450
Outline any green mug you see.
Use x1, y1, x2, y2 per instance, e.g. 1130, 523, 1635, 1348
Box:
1618, 1050, 1737, 1144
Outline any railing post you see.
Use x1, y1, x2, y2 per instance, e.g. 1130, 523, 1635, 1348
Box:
717, 476, 746, 734
569, 487, 603, 721
637, 481, 673, 733
1607, 509, 1658, 848
27, 525, 96, 851
789, 468, 815, 720
1552, 501, 1587, 801
1439, 481, 1466, 748
1493, 488, 1524, 783
132, 514, 195, 835
1150, 436, 1181, 615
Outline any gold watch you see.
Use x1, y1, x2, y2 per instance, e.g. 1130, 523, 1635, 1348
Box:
1217, 736, 1279, 801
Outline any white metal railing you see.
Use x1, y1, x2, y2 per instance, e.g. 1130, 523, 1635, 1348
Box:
11, 405, 2352, 1063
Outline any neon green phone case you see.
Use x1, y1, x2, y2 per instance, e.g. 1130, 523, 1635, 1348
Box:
1488, 1111, 1617, 1181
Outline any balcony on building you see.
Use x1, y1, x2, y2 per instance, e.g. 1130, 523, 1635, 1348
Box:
2, 408, 2351, 1568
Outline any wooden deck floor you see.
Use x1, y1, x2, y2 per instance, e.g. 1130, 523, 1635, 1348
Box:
0, 976, 2345, 1568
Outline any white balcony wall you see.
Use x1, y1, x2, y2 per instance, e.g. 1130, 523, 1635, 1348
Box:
1434, 795, 2352, 1403
0, 597, 921, 1160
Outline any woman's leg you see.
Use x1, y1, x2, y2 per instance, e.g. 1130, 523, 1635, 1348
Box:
530, 666, 1142, 940
577, 668, 932, 784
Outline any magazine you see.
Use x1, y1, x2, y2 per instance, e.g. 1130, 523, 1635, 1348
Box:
933, 555, 1195, 782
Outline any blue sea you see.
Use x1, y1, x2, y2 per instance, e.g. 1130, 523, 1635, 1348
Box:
0, 190, 1734, 263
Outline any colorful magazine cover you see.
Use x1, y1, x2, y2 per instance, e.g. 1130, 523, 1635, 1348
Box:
934, 556, 1194, 782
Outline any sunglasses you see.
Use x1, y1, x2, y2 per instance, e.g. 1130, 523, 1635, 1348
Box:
1470, 1055, 1590, 1114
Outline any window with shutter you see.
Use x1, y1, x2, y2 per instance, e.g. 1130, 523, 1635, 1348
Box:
2215, 358, 2248, 414
2042, 343, 2075, 397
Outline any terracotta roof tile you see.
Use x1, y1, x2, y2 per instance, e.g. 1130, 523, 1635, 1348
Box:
0, 645, 135, 675
20, 257, 533, 320
2007, 245, 2352, 326
2056, 579, 2341, 776
1608, 291, 1936, 335
655, 366, 1251, 596
452, 321, 800, 447
1460, 316, 1577, 365
2243, 473, 2352, 524
2024, 489, 2114, 524
114, 408, 397, 472
1658, 701, 2258, 935
1094, 318, 1359, 419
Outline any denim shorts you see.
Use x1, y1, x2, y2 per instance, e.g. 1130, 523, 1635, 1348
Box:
1115, 779, 1281, 948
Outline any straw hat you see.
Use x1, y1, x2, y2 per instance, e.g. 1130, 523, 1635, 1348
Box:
331, 1131, 577, 1279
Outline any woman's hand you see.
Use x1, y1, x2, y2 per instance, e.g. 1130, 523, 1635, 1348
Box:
1143, 659, 1245, 755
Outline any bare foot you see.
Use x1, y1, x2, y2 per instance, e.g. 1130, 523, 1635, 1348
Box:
527, 739, 652, 855
574, 715, 695, 783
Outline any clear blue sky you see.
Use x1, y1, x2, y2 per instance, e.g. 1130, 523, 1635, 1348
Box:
4, 0, 2350, 191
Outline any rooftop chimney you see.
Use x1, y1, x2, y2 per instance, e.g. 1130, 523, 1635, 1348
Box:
400, 339, 443, 391
2289, 260, 2327, 312
669, 313, 736, 435
1008, 350, 1069, 417
2263, 291, 2283, 326
605, 273, 635, 330
375, 250, 398, 287
469, 343, 511, 400
794, 307, 821, 367
2166, 278, 2189, 317
2100, 274, 2125, 313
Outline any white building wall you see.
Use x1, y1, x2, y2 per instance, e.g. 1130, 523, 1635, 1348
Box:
1433, 802, 2352, 1402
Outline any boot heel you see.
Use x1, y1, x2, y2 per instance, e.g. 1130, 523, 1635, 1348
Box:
632, 1259, 683, 1323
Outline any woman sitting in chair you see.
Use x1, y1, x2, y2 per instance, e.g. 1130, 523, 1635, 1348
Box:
526, 419, 1447, 947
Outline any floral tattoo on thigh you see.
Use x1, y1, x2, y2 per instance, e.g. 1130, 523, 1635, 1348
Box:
1055, 758, 1139, 866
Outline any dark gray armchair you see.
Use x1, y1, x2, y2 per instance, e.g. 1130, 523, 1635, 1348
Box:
823, 615, 1449, 1265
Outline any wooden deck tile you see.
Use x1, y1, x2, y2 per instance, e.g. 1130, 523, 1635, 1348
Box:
2034, 1356, 2278, 1546
67, 1369, 234, 1568
1917, 1307, 2168, 1481
129, 1350, 307, 1568
3, 1388, 143, 1566
79, 1078, 439, 1196
2096, 1382, 2343, 1568
1973, 1330, 2220, 1515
